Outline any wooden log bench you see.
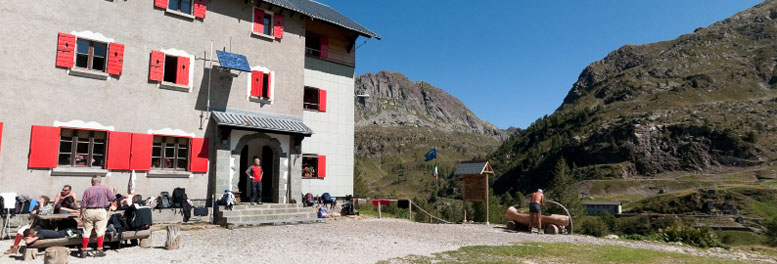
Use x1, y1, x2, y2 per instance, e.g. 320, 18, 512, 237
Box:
22, 230, 152, 261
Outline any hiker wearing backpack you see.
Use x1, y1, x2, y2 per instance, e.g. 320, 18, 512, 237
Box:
244, 157, 263, 205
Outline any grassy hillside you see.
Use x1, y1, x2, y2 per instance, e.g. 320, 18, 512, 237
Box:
355, 125, 500, 198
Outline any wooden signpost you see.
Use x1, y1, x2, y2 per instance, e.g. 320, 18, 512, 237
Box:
455, 161, 494, 224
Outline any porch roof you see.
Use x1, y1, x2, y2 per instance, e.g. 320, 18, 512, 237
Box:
211, 110, 313, 136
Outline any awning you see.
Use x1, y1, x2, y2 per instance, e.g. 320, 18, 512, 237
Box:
211, 110, 312, 136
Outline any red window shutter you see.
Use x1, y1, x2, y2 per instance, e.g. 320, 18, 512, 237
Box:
273, 13, 284, 39
266, 72, 272, 99
176, 56, 190, 86
320, 36, 329, 59
28, 126, 60, 169
253, 8, 264, 33
0, 122, 3, 155
55, 33, 76, 68
251, 70, 264, 97
154, 0, 167, 9
149, 51, 165, 82
318, 89, 327, 112
130, 133, 153, 171
106, 42, 125, 76
317, 155, 326, 178
193, 0, 207, 18
189, 137, 209, 173
106, 131, 131, 170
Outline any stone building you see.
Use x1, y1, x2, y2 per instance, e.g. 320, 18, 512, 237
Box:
0, 0, 379, 207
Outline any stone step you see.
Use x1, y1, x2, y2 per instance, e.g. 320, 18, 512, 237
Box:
217, 203, 302, 211
219, 207, 314, 217
222, 212, 317, 224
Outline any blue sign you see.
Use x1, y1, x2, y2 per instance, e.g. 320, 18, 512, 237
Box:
216, 50, 251, 72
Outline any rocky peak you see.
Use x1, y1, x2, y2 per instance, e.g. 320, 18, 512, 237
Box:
355, 71, 509, 140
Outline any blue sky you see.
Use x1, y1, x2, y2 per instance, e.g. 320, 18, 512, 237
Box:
320, 0, 761, 129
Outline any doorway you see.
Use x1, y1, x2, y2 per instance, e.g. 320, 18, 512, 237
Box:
261, 146, 274, 202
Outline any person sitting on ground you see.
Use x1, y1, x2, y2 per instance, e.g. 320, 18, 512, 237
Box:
3, 195, 54, 255
54, 185, 80, 214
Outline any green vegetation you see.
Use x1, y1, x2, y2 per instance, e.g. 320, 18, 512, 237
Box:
661, 223, 726, 248
765, 216, 777, 246
379, 242, 744, 264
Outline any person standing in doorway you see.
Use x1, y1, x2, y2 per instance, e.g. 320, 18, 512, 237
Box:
245, 157, 263, 205
529, 189, 544, 234
79, 176, 115, 258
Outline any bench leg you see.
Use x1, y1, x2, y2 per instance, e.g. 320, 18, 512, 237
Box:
22, 247, 37, 261
140, 233, 152, 249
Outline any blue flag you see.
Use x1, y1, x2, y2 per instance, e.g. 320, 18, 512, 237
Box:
424, 147, 437, 161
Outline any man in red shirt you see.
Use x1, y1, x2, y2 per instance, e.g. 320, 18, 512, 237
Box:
244, 157, 263, 205
78, 176, 115, 258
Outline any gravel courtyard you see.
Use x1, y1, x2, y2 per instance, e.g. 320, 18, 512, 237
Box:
1, 218, 773, 263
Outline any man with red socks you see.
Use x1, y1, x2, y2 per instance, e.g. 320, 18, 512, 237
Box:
78, 175, 115, 258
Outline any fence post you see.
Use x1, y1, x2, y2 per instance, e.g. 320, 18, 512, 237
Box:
377, 202, 382, 218
408, 200, 413, 220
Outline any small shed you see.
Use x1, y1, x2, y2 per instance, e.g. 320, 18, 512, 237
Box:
455, 161, 495, 224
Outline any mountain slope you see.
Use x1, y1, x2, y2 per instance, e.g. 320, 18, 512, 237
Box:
491, 0, 777, 195
354, 71, 512, 198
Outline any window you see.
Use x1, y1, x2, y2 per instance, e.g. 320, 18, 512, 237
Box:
75, 39, 108, 72
163, 55, 179, 83
302, 155, 319, 178
304, 87, 320, 110
305, 32, 321, 57
152, 136, 189, 170
58, 129, 106, 168
261, 72, 270, 97
253, 8, 273, 36
168, 0, 192, 14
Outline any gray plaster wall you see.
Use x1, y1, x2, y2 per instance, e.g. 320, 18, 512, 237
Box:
0, 0, 307, 199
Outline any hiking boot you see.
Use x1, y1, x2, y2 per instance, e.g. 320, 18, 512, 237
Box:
4, 245, 19, 255
78, 249, 87, 258
93, 250, 106, 257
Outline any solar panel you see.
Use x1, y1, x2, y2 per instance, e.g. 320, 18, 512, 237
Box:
216, 50, 251, 72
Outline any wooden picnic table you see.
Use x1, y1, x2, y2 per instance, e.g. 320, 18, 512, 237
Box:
35, 213, 79, 221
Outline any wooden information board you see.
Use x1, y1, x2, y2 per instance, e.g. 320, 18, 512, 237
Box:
462, 174, 488, 201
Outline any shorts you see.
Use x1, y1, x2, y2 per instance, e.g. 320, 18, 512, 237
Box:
82, 209, 108, 238
529, 203, 541, 213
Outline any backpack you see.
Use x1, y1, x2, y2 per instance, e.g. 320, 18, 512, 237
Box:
193, 207, 208, 216
341, 195, 355, 216
107, 213, 130, 247
304, 193, 314, 206
158, 192, 172, 209
217, 192, 235, 210
322, 193, 333, 203
127, 206, 152, 231
318, 207, 328, 218
14, 196, 30, 214
172, 188, 187, 208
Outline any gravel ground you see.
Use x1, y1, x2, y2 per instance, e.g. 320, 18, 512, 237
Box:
1, 218, 774, 263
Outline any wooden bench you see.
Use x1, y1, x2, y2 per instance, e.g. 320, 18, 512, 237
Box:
23, 230, 152, 261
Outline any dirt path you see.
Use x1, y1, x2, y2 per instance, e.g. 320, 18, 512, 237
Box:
1, 218, 773, 263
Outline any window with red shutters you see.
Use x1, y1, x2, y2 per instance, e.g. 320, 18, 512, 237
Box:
28, 126, 61, 169
320, 36, 329, 59
55, 33, 76, 68
149, 51, 165, 81
57, 128, 107, 168
303, 87, 320, 110
152, 136, 189, 171
193, 0, 207, 18
317, 155, 326, 178
302, 155, 318, 178
253, 8, 274, 36
106, 42, 125, 76
273, 13, 284, 39
250, 70, 264, 98
130, 133, 153, 171
264, 72, 272, 99
106, 131, 132, 170
318, 89, 327, 112
189, 137, 209, 173
176, 56, 190, 85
